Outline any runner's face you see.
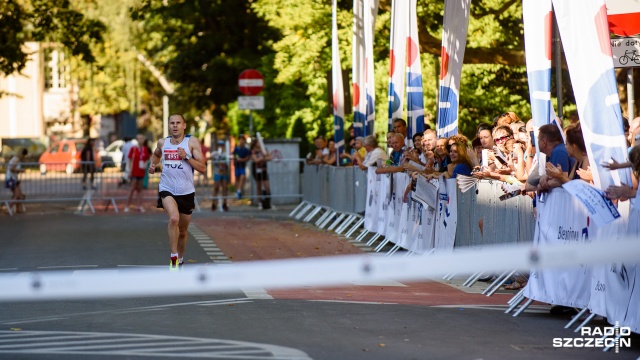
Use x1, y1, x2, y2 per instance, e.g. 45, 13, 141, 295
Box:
169, 116, 186, 136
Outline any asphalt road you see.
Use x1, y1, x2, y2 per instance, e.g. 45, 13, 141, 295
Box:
1, 210, 639, 360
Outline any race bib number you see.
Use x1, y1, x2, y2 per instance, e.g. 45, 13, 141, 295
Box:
164, 149, 181, 166
139, 160, 146, 169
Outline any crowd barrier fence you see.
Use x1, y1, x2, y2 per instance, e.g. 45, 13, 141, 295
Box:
0, 159, 304, 215
293, 164, 534, 252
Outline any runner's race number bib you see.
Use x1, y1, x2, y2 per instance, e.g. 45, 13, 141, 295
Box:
164, 149, 181, 166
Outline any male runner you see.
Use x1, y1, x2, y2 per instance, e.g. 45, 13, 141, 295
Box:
149, 114, 207, 270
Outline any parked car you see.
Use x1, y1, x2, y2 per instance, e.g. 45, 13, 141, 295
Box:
98, 140, 125, 169
39, 139, 87, 175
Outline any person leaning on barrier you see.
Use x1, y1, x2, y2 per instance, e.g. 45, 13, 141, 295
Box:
5, 148, 28, 211
525, 123, 574, 192
376, 133, 406, 175
403, 132, 424, 166
605, 145, 640, 201
354, 135, 388, 171
544, 122, 592, 185
340, 136, 366, 166
392, 118, 413, 148
322, 139, 338, 166
308, 135, 329, 165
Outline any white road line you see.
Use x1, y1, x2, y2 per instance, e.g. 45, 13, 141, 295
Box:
37, 265, 98, 269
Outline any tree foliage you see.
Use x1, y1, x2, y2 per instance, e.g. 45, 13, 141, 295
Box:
0, 0, 104, 77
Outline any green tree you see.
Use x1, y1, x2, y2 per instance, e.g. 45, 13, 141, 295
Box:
0, 0, 104, 78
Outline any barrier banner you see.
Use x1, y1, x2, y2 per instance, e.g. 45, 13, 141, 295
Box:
364, 167, 380, 232
376, 173, 390, 236
595, 194, 640, 332
414, 200, 436, 254
363, 0, 379, 136
437, 0, 470, 138
397, 199, 412, 247
386, 173, 408, 243
352, 0, 365, 138
406, 0, 424, 138
387, 0, 409, 129
332, 0, 346, 160
434, 177, 457, 252
525, 188, 594, 308
562, 179, 620, 227
552, 0, 632, 191
522, 0, 552, 147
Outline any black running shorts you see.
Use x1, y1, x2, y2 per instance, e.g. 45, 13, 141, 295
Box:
157, 191, 195, 215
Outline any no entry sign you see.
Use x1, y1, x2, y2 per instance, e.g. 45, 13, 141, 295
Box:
238, 69, 264, 96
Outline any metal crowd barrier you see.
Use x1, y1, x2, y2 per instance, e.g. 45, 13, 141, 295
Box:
1, 159, 304, 215
291, 164, 536, 278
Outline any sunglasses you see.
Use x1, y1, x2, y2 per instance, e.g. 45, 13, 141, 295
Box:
495, 135, 511, 143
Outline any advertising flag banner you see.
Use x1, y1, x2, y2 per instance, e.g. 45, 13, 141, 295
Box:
352, 0, 366, 138
552, 0, 632, 190
437, 0, 470, 138
523, 0, 553, 148
332, 0, 346, 163
406, 0, 424, 138
387, 0, 409, 130
364, 0, 379, 136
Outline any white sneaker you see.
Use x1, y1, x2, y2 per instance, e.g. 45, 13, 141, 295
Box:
257, 202, 263, 210
138, 207, 145, 213
124, 207, 130, 213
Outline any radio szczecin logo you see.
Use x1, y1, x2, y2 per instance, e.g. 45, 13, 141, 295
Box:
553, 322, 631, 353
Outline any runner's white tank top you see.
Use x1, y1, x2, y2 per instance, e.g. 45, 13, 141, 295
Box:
159, 135, 195, 195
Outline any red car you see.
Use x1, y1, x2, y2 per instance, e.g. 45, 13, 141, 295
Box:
39, 139, 87, 174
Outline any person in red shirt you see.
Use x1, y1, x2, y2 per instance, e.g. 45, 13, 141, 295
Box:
125, 134, 151, 212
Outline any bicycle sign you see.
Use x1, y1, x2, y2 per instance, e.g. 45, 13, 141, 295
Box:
611, 37, 640, 68
619, 50, 640, 66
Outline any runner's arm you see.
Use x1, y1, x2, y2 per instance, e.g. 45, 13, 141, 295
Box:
188, 137, 207, 174
148, 139, 164, 174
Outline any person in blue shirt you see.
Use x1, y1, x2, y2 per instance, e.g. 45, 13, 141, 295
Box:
447, 142, 473, 179
233, 136, 251, 199
537, 124, 574, 191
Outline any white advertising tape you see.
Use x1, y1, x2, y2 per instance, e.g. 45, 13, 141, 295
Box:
0, 238, 639, 302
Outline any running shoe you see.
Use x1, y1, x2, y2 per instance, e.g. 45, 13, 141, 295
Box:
170, 256, 179, 271
236, 190, 242, 199
124, 207, 130, 213
222, 203, 229, 212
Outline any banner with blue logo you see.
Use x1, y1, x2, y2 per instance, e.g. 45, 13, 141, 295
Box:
437, 0, 470, 138
387, 0, 408, 130
352, 0, 365, 138
363, 0, 378, 136
406, 0, 424, 138
552, 0, 632, 190
332, 0, 345, 163
523, 0, 552, 148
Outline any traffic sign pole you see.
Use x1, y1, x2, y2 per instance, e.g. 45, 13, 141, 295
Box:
238, 69, 265, 137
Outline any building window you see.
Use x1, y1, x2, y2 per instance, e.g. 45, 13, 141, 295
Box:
44, 48, 68, 89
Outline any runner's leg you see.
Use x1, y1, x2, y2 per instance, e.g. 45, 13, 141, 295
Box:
177, 213, 191, 259
162, 196, 181, 254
